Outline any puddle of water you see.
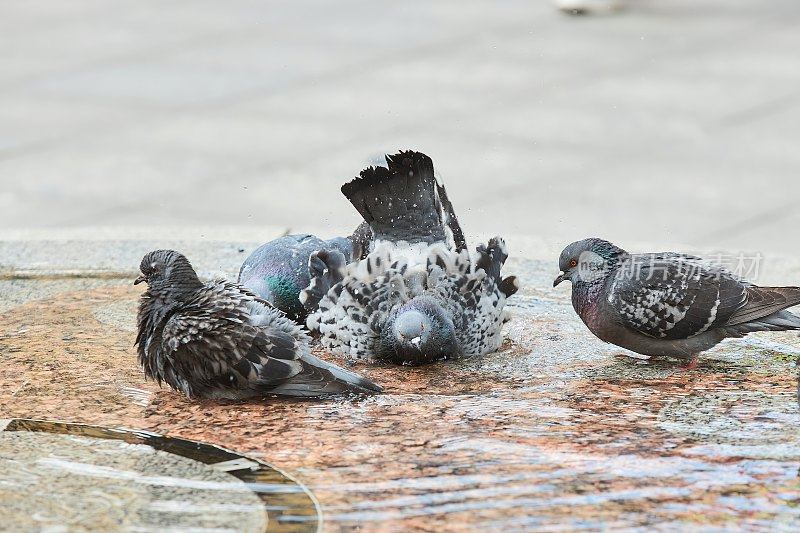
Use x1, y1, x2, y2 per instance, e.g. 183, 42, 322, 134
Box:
0, 420, 321, 533
0, 432, 267, 532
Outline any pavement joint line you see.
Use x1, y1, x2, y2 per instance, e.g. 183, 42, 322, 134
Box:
0, 269, 137, 281
716, 90, 800, 128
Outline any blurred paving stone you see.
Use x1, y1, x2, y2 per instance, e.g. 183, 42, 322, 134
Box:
2, 1, 800, 254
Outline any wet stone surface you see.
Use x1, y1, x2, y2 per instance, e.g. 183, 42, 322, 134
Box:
1, 258, 799, 531
0, 431, 268, 532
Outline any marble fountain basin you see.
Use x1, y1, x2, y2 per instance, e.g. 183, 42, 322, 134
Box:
1, 255, 799, 531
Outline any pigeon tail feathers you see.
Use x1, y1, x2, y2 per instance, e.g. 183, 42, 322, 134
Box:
341, 150, 463, 247
725, 309, 800, 336
298, 352, 383, 394
725, 285, 800, 326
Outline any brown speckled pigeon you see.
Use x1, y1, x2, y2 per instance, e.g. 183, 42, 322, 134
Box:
135, 249, 382, 399
554, 238, 800, 368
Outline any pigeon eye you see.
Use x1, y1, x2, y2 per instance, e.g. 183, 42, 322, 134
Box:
569, 259, 578, 268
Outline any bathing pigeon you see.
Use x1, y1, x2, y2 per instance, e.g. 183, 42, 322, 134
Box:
553, 238, 800, 368
135, 249, 382, 399
301, 150, 518, 365
304, 238, 519, 365
238, 225, 371, 321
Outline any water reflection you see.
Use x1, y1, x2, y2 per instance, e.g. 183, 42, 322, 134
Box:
1, 275, 799, 531
0, 420, 320, 532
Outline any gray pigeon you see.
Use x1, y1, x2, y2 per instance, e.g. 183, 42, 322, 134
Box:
554, 238, 800, 368
301, 150, 518, 365
135, 249, 382, 399
238, 225, 371, 321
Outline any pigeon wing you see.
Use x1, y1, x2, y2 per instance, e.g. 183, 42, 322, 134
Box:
608, 254, 747, 340
160, 309, 304, 396
163, 310, 380, 397
307, 247, 412, 359
428, 239, 516, 356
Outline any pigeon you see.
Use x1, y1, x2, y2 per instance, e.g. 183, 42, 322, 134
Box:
238, 224, 371, 321
301, 150, 518, 365
134, 249, 382, 399
553, 238, 800, 368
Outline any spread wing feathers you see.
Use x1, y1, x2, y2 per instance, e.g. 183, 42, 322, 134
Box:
159, 280, 380, 398
609, 254, 748, 340
430, 240, 515, 356
307, 246, 411, 359
340, 150, 453, 246
475, 237, 519, 297
299, 249, 347, 313
307, 237, 517, 359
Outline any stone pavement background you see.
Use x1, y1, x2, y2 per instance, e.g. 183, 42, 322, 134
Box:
2, 0, 800, 258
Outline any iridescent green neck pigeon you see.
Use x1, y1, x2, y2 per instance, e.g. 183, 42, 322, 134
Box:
554, 238, 800, 368
135, 249, 382, 399
238, 225, 370, 321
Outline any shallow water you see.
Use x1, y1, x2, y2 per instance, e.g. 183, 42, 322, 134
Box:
1, 260, 799, 531
0, 420, 320, 532
0, 431, 268, 532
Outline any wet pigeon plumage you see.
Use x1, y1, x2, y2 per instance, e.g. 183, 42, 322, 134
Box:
301, 150, 518, 365
554, 238, 800, 366
238, 226, 371, 321
135, 250, 382, 399
341, 150, 466, 254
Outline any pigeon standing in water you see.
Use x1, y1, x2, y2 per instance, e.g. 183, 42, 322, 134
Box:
238, 224, 371, 321
554, 238, 800, 368
301, 150, 518, 365
135, 250, 382, 399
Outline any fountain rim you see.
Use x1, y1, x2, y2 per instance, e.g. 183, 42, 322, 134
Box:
0, 417, 323, 533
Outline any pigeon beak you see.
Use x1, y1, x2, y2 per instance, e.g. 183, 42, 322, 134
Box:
553, 273, 566, 287
134, 274, 146, 285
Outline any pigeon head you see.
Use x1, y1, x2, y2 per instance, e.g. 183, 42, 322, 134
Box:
554, 238, 628, 287
135, 249, 203, 297
384, 297, 457, 365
